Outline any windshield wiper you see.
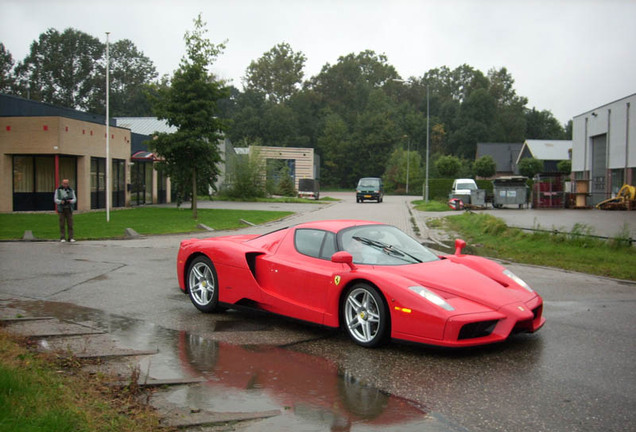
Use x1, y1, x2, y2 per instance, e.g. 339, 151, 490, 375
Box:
352, 236, 422, 263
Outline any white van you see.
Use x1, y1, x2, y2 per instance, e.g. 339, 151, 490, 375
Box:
450, 178, 478, 204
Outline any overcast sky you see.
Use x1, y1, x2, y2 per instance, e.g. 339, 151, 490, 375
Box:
2, 0, 635, 124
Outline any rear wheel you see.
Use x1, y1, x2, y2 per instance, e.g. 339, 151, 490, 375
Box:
187, 256, 220, 313
342, 283, 389, 347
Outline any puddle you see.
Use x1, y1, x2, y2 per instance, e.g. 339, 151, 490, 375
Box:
4, 298, 430, 430
212, 320, 272, 332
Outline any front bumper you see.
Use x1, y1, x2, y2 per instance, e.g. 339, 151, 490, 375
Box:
393, 295, 545, 348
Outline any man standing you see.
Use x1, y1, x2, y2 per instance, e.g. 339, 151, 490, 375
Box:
54, 179, 77, 242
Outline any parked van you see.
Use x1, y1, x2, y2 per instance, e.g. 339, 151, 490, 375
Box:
356, 177, 384, 203
450, 178, 478, 204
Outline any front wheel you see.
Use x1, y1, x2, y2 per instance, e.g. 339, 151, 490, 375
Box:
186, 256, 220, 313
342, 283, 389, 347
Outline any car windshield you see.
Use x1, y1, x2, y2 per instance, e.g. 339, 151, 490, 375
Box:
358, 179, 379, 188
338, 225, 439, 265
457, 182, 477, 190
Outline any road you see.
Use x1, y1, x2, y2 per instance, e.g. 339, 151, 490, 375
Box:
1, 193, 634, 431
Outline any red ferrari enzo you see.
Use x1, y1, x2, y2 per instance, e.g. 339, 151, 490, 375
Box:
177, 220, 545, 348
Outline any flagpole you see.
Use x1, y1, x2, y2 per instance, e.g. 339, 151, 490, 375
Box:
105, 31, 111, 222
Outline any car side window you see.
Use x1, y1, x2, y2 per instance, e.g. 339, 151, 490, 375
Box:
295, 229, 336, 260
319, 232, 337, 259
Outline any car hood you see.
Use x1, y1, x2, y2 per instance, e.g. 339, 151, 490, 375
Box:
387, 259, 534, 309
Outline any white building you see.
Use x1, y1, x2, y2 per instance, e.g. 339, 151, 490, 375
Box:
516, 139, 572, 173
572, 94, 636, 205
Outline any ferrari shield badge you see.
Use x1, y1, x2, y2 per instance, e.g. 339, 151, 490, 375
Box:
334, 275, 341, 286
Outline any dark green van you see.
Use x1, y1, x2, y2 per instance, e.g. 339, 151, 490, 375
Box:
356, 177, 384, 203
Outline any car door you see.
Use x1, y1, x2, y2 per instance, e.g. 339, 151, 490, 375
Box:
258, 228, 339, 324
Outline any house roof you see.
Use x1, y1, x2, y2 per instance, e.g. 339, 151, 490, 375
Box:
517, 139, 572, 163
1, 93, 115, 126
114, 117, 177, 135
475, 142, 523, 172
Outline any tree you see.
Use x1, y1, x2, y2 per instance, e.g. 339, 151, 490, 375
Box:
316, 111, 351, 187
383, 148, 422, 193
518, 158, 543, 178
276, 165, 297, 197
224, 143, 266, 199
14, 28, 103, 109
487, 67, 528, 108
557, 159, 572, 174
150, 14, 229, 219
474, 155, 497, 178
225, 88, 266, 143
88, 38, 158, 116
244, 42, 306, 103
309, 50, 399, 123
435, 155, 462, 178
0, 43, 16, 93
261, 103, 300, 146
349, 89, 399, 185
525, 108, 566, 139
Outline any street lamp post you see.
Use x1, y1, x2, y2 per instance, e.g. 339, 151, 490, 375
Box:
406, 137, 410, 195
393, 78, 430, 202
425, 84, 430, 203
105, 31, 111, 222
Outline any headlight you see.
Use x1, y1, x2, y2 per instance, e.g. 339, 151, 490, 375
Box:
409, 286, 454, 311
503, 269, 533, 292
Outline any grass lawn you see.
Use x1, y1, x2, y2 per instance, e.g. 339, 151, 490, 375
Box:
0, 330, 164, 431
0, 207, 293, 240
442, 212, 636, 281
412, 199, 452, 212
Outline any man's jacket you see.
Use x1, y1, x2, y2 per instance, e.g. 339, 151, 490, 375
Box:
54, 187, 77, 212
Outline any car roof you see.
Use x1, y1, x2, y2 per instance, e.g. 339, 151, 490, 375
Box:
293, 219, 383, 232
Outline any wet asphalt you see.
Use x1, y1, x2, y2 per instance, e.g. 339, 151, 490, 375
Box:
1, 193, 634, 431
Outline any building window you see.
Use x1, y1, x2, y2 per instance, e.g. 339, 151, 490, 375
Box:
12, 155, 76, 211
91, 157, 125, 209
35, 157, 55, 193
13, 156, 34, 194
157, 169, 167, 204
59, 156, 76, 188
91, 157, 106, 209
112, 159, 126, 208
610, 169, 624, 196
131, 161, 153, 206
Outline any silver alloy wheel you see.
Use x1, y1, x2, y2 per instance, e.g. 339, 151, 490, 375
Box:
188, 260, 215, 307
344, 286, 382, 344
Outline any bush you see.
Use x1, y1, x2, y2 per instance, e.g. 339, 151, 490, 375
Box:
225, 151, 266, 199
518, 158, 543, 178
435, 155, 462, 177
474, 155, 496, 178
277, 167, 297, 197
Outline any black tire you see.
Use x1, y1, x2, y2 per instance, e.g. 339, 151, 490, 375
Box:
341, 283, 389, 348
186, 256, 220, 313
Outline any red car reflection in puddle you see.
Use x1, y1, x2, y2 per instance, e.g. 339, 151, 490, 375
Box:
177, 331, 428, 430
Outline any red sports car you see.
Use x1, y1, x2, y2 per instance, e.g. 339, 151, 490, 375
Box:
177, 220, 545, 348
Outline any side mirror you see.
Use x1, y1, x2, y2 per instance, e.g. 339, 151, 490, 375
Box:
454, 239, 467, 256
332, 251, 357, 270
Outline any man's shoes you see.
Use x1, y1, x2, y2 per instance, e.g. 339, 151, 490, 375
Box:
60, 239, 66, 243
70, 239, 76, 243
